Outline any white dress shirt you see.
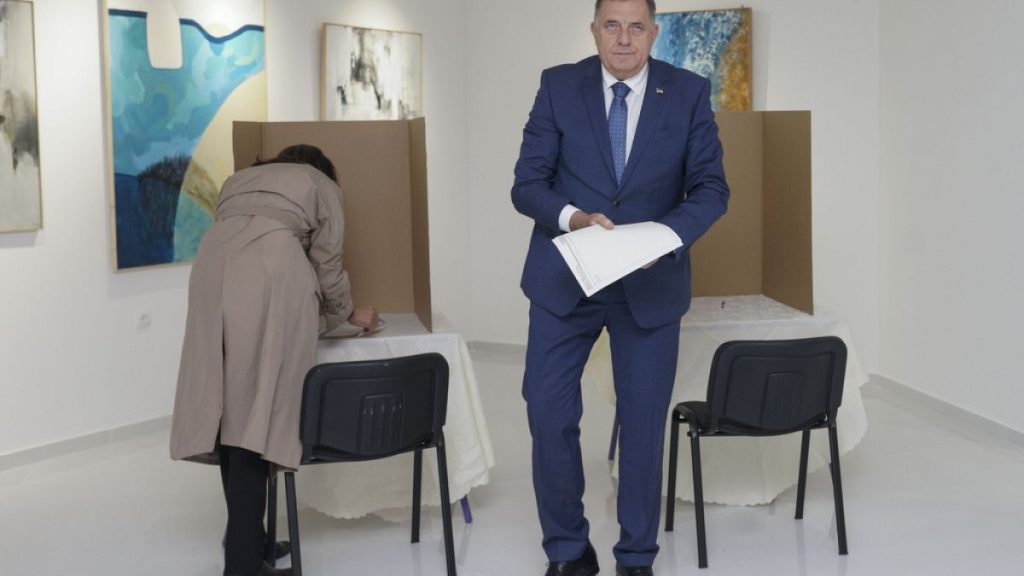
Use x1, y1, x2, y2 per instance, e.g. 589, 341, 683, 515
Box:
558, 63, 650, 232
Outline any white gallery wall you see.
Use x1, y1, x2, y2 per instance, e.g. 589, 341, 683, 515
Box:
0, 0, 160, 456
879, 1, 1024, 432
465, 0, 882, 377
0, 0, 470, 457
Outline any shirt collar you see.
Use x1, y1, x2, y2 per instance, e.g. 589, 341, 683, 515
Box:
601, 62, 649, 94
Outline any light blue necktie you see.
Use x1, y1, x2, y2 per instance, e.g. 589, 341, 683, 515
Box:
609, 81, 631, 185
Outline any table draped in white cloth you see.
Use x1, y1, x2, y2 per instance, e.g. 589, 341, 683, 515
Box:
583, 295, 869, 506
296, 315, 495, 519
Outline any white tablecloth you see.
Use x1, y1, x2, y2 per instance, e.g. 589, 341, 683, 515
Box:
584, 295, 869, 506
295, 315, 495, 519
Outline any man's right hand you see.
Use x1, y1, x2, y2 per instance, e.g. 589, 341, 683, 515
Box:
569, 210, 615, 231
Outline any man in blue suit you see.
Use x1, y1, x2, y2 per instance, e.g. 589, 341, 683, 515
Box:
511, 1, 729, 574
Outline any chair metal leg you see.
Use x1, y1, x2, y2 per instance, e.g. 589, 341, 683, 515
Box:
436, 434, 458, 576
828, 425, 849, 555
284, 472, 303, 576
690, 426, 708, 569
460, 497, 473, 524
665, 412, 680, 532
795, 429, 811, 520
266, 473, 278, 565
608, 411, 620, 461
412, 449, 423, 543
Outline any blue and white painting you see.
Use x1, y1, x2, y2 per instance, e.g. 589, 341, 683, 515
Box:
0, 0, 42, 233
653, 8, 751, 111
106, 0, 265, 269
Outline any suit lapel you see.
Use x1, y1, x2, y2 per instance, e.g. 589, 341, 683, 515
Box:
582, 63, 617, 195
619, 60, 672, 193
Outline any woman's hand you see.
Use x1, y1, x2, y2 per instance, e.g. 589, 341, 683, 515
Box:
348, 306, 380, 332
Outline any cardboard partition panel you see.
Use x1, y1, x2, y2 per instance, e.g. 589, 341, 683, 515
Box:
233, 119, 432, 330
690, 111, 813, 314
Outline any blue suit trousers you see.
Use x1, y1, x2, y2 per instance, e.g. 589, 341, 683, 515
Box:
523, 283, 680, 566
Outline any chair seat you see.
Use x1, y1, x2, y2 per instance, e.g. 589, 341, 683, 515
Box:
675, 401, 828, 437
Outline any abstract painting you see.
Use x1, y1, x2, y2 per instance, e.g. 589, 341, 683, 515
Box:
105, 0, 266, 269
0, 0, 41, 233
653, 8, 752, 112
322, 23, 422, 120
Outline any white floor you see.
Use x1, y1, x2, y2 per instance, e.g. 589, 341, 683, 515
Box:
3, 347, 1024, 575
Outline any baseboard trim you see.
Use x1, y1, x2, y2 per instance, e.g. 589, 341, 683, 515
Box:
866, 375, 1024, 450
467, 340, 527, 355
0, 415, 171, 472
5, 374, 1019, 472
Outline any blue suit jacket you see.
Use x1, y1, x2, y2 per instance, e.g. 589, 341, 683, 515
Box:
512, 55, 730, 328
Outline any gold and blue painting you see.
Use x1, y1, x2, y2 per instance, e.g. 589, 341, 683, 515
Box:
1, 0, 42, 233
653, 7, 751, 112
105, 0, 266, 269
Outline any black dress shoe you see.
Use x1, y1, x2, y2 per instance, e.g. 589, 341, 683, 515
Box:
271, 540, 291, 560
225, 561, 292, 576
615, 565, 653, 576
257, 561, 292, 576
220, 530, 290, 560
545, 542, 599, 576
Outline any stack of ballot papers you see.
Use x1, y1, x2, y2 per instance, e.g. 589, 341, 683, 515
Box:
552, 221, 682, 297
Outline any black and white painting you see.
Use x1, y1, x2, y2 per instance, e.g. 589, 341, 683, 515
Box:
322, 23, 422, 120
0, 0, 41, 232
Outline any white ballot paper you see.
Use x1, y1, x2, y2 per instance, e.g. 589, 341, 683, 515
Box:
553, 221, 683, 297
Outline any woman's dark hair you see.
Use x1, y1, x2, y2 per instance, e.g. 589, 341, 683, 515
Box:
253, 144, 338, 183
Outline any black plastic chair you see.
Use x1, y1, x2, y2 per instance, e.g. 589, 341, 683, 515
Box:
266, 352, 456, 576
664, 336, 849, 568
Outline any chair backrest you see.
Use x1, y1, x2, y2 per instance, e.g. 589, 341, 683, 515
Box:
705, 336, 847, 434
299, 352, 449, 463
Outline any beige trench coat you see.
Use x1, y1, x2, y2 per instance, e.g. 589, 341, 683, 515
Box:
170, 163, 359, 469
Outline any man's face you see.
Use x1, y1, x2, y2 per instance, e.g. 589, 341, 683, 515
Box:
591, 0, 659, 80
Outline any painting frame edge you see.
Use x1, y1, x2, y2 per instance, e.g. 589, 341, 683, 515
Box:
1, 0, 45, 234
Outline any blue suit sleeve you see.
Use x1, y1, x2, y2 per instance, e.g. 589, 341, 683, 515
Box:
511, 70, 571, 233
658, 79, 730, 256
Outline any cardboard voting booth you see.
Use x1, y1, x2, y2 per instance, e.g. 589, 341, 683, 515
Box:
231, 112, 812, 326
233, 119, 433, 330
691, 111, 813, 314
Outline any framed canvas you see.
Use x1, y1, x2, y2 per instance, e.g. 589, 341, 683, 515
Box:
0, 0, 42, 233
104, 0, 266, 269
321, 23, 422, 120
653, 7, 752, 112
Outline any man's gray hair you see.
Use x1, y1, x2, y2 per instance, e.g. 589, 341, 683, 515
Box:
594, 0, 657, 21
